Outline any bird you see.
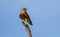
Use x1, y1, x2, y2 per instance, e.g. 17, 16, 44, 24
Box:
19, 8, 33, 25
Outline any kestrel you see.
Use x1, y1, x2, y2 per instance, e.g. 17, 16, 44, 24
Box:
19, 8, 33, 25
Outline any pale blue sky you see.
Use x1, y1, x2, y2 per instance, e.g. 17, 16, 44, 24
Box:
0, 0, 60, 37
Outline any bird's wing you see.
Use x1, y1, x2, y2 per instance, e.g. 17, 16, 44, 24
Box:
25, 12, 33, 25
25, 12, 30, 18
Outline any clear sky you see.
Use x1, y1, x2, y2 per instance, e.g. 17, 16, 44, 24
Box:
0, 0, 60, 37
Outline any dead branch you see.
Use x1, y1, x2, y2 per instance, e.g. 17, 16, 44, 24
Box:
22, 22, 32, 37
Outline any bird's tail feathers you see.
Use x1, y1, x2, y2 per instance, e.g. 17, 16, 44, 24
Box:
27, 19, 33, 25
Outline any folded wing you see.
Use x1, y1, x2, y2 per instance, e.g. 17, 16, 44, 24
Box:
25, 12, 33, 25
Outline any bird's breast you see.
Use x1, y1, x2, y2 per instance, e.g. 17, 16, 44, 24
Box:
20, 11, 25, 14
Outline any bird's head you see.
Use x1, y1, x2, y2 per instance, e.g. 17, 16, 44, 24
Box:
21, 7, 27, 11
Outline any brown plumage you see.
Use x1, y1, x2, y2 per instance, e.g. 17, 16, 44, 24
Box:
19, 8, 33, 25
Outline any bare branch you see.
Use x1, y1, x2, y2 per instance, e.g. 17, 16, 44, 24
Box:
22, 22, 32, 37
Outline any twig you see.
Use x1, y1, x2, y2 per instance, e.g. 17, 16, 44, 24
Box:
22, 22, 32, 37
